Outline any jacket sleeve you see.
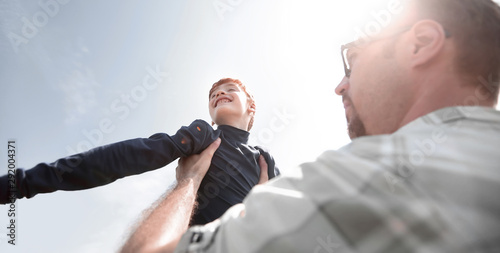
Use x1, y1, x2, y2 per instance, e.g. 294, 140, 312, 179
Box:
254, 146, 280, 179
0, 119, 219, 204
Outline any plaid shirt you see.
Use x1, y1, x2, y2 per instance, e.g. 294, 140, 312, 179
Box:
176, 106, 500, 253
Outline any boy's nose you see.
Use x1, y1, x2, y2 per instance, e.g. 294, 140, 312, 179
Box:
216, 90, 226, 97
335, 77, 350, 96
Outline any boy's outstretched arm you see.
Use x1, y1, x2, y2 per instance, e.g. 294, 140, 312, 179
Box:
0, 120, 219, 204
120, 138, 221, 253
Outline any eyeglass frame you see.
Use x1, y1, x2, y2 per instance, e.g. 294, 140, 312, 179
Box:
341, 25, 452, 78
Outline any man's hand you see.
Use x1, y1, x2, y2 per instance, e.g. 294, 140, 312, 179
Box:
120, 138, 221, 253
176, 138, 221, 187
258, 155, 269, 185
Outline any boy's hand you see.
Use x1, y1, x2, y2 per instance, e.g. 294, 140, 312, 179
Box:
176, 138, 221, 187
258, 155, 269, 185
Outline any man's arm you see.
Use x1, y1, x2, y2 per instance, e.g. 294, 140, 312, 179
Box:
120, 138, 221, 253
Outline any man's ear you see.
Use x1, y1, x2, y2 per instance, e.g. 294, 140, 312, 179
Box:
409, 20, 448, 68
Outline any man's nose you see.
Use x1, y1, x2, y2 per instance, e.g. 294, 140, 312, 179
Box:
335, 77, 350, 96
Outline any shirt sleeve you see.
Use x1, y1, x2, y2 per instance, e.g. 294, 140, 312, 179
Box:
175, 149, 466, 253
0, 119, 219, 204
175, 169, 343, 253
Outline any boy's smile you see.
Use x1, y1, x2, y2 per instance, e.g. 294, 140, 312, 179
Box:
214, 97, 233, 108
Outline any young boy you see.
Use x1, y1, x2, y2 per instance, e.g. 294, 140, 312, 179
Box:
0, 78, 279, 225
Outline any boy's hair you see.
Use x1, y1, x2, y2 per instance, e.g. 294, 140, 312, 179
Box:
209, 78, 256, 131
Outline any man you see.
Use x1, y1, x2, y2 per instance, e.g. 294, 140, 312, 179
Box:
121, 0, 500, 252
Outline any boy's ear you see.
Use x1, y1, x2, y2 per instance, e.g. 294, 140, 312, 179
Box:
248, 101, 256, 115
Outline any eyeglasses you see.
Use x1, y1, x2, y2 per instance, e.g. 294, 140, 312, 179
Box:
340, 26, 452, 77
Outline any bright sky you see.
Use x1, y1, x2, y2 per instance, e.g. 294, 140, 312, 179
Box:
1, 0, 499, 252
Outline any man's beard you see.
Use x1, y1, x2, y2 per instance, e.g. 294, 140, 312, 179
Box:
346, 103, 367, 139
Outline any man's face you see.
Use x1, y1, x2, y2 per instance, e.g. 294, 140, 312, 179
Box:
336, 28, 413, 139
338, 77, 367, 139
209, 82, 251, 127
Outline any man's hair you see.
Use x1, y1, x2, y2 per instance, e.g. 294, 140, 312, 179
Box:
209, 78, 256, 131
412, 0, 500, 101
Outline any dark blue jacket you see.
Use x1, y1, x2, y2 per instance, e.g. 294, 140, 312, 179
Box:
0, 120, 279, 224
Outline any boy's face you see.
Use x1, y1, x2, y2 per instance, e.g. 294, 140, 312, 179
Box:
208, 82, 254, 130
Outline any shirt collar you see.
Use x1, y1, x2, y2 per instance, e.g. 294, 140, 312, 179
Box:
397, 106, 500, 134
217, 125, 250, 144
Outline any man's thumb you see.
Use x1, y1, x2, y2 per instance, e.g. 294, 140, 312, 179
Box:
202, 138, 221, 157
